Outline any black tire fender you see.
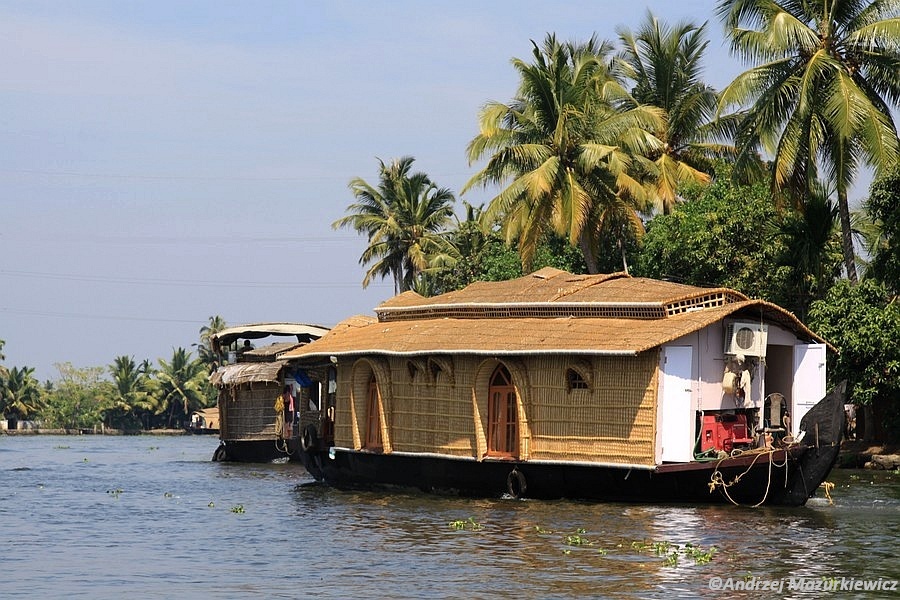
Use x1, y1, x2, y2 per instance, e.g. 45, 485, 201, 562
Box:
301, 424, 318, 452
212, 444, 227, 462
506, 467, 527, 499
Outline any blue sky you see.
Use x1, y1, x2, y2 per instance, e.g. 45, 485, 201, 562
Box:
0, 1, 868, 381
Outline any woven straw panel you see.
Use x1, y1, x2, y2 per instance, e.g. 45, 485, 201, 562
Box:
220, 382, 281, 441
330, 351, 658, 465
333, 366, 359, 449
387, 357, 475, 456
523, 353, 658, 465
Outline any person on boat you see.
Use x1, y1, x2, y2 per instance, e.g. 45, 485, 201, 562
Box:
282, 385, 295, 437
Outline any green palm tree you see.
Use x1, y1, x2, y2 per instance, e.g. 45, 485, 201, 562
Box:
0, 339, 8, 383
774, 180, 843, 318
195, 315, 227, 368
334, 156, 456, 293
106, 355, 154, 429
1, 366, 43, 421
716, 0, 900, 283
155, 348, 210, 429
615, 12, 735, 213
463, 33, 665, 273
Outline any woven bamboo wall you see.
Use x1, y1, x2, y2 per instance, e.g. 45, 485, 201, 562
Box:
332, 351, 658, 466
388, 359, 475, 456
333, 366, 357, 448
522, 353, 658, 465
220, 382, 281, 441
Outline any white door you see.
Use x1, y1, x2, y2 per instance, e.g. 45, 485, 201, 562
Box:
661, 346, 693, 462
791, 343, 826, 436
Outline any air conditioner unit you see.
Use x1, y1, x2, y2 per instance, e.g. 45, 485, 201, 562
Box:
724, 320, 768, 357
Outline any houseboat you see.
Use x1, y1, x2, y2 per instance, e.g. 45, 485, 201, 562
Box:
209, 322, 330, 462
280, 268, 845, 506
186, 407, 219, 434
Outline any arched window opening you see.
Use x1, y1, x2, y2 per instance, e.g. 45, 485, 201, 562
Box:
566, 368, 589, 391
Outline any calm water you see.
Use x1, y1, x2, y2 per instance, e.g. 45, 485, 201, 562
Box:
1, 435, 898, 599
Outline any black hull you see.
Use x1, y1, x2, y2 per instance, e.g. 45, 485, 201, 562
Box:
303, 384, 847, 507
212, 439, 299, 463
315, 448, 811, 506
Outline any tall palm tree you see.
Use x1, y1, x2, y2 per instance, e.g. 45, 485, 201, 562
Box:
107, 355, 154, 429
195, 315, 227, 368
154, 348, 210, 428
0, 339, 8, 383
1, 366, 43, 421
463, 33, 665, 273
334, 157, 456, 293
774, 180, 843, 318
716, 0, 900, 283
615, 12, 735, 213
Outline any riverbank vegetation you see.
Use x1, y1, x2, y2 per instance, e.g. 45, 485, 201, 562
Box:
0, 318, 224, 432
2, 2, 899, 440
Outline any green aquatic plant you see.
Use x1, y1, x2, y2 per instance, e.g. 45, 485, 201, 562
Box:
629, 539, 717, 566
682, 543, 716, 565
448, 517, 483, 531
208, 501, 215, 508
564, 533, 593, 546
652, 541, 672, 555
231, 504, 245, 514
106, 488, 123, 499
534, 525, 553, 534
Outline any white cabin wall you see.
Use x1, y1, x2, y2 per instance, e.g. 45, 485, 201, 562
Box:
665, 322, 728, 412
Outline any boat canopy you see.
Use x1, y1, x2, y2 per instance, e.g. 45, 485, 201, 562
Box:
211, 323, 330, 354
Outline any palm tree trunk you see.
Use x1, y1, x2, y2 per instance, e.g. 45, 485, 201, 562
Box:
579, 236, 599, 274
837, 187, 858, 284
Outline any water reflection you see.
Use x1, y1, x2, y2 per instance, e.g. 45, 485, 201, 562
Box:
2, 436, 898, 599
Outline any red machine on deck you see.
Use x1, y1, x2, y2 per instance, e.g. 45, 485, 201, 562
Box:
700, 412, 754, 453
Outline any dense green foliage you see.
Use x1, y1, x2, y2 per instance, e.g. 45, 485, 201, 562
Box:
865, 168, 900, 295
635, 165, 843, 320
1, 330, 219, 432
808, 280, 900, 439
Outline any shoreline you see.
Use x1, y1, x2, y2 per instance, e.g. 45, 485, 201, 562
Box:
1, 428, 192, 436
838, 440, 900, 470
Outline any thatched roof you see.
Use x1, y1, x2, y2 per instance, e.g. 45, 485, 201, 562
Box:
193, 407, 219, 428
376, 268, 747, 321
209, 360, 288, 387
279, 269, 830, 361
